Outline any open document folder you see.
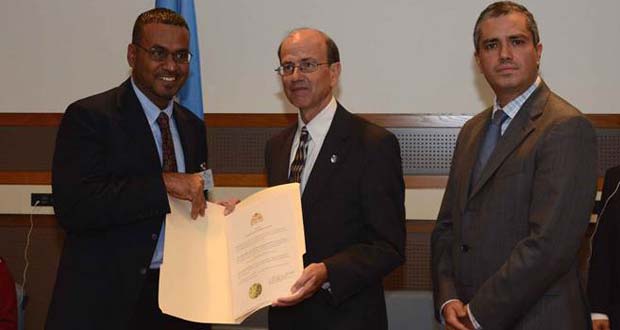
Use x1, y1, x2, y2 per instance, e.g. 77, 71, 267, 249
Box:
159, 183, 305, 324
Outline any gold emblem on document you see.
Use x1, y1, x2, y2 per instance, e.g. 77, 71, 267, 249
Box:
249, 283, 262, 299
250, 213, 264, 226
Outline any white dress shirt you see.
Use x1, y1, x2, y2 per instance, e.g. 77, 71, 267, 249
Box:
288, 97, 337, 193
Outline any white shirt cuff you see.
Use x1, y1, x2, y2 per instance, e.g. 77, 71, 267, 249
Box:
439, 299, 460, 324
592, 313, 609, 320
466, 304, 482, 329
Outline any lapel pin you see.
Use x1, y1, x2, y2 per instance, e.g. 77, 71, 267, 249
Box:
330, 154, 338, 164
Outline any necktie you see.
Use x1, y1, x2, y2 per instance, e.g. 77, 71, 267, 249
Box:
472, 109, 508, 184
152, 112, 177, 270
156, 112, 178, 172
289, 126, 310, 183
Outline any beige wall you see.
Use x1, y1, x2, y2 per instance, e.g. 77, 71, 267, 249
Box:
1, 0, 619, 114
0, 186, 445, 220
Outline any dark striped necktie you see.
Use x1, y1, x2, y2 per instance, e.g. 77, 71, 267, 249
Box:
156, 112, 178, 172
289, 126, 310, 183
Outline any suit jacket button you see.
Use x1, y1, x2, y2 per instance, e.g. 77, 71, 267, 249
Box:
151, 233, 158, 240
460, 244, 470, 252
140, 268, 147, 275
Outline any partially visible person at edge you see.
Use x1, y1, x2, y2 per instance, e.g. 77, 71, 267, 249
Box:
588, 164, 620, 330
0, 258, 17, 330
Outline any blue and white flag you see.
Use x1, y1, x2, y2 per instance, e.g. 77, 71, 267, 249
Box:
156, 0, 204, 120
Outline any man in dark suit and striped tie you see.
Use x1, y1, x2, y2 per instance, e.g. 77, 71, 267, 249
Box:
47, 8, 213, 330
265, 28, 406, 330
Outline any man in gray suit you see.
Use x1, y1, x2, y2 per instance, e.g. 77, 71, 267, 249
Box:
431, 2, 597, 329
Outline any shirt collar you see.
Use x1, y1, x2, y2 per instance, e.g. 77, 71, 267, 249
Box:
131, 78, 174, 124
493, 76, 541, 120
296, 96, 337, 142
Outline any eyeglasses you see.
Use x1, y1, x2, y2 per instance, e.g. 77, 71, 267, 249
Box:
133, 43, 192, 64
275, 61, 331, 76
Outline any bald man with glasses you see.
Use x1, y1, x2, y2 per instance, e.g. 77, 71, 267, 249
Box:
265, 28, 406, 330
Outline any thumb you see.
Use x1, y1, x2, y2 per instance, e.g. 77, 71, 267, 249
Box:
456, 305, 468, 318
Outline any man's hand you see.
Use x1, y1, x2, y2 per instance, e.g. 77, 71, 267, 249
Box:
593, 320, 611, 330
272, 263, 328, 307
163, 173, 205, 219
216, 198, 240, 215
443, 300, 473, 330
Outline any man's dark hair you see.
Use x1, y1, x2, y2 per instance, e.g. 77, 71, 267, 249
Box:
277, 28, 340, 64
473, 1, 540, 52
132, 8, 189, 44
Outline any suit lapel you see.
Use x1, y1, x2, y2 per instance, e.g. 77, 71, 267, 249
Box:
173, 105, 199, 172
302, 104, 352, 209
457, 111, 490, 213
116, 79, 162, 173
272, 124, 297, 185
469, 82, 550, 199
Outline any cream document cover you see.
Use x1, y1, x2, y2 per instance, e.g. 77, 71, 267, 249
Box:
159, 183, 305, 324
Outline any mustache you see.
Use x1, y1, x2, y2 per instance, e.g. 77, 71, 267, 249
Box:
495, 59, 518, 70
156, 69, 180, 76
288, 81, 309, 89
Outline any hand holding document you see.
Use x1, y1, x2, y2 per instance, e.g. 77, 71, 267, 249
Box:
272, 262, 328, 307
159, 183, 305, 324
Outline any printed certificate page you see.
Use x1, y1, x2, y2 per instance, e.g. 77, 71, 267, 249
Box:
227, 183, 305, 322
159, 183, 305, 324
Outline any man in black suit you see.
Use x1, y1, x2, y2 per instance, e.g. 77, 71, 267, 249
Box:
46, 8, 212, 330
589, 165, 620, 330
265, 28, 406, 330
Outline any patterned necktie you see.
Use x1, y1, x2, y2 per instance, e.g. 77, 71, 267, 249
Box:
472, 109, 509, 183
289, 126, 310, 183
156, 112, 178, 172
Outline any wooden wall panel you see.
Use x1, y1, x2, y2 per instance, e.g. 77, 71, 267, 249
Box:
0, 113, 617, 189
0, 215, 64, 330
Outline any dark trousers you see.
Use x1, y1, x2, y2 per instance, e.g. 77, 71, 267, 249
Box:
128, 269, 210, 330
